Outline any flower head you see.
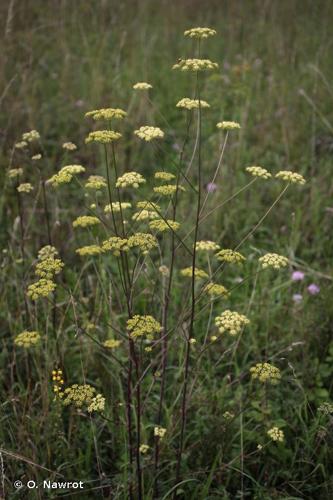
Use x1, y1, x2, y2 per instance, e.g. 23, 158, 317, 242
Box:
246, 166, 271, 179
176, 98, 210, 110
154, 171, 176, 181
216, 121, 240, 130
307, 283, 320, 295
250, 363, 281, 384
116, 172, 146, 188
267, 427, 284, 442
184, 27, 217, 39
22, 130, 40, 142
173, 59, 218, 72
17, 183, 33, 193
133, 82, 152, 90
134, 126, 164, 141
275, 170, 306, 185
104, 202, 132, 213
259, 253, 288, 270
62, 142, 77, 151
196, 240, 220, 252
14, 330, 40, 348
85, 130, 122, 144
149, 219, 180, 232
31, 154, 42, 161
153, 184, 185, 196
215, 310, 249, 335
73, 215, 101, 228
76, 245, 103, 257
291, 271, 305, 281
215, 249, 245, 264
127, 315, 162, 339
139, 444, 150, 454
104, 339, 122, 349
154, 426, 167, 438
85, 108, 127, 121
85, 175, 107, 190
203, 283, 229, 298
206, 182, 217, 193
180, 267, 208, 279
128, 233, 158, 254
87, 394, 105, 413
8, 168, 23, 178
101, 237, 129, 256
27, 279, 56, 300
35, 257, 64, 279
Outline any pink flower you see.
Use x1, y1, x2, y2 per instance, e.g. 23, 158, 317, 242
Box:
291, 271, 305, 281
307, 283, 320, 295
206, 182, 217, 193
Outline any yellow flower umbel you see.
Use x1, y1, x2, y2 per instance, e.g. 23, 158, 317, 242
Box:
246, 166, 272, 179
275, 170, 306, 185
17, 183, 33, 193
85, 175, 107, 190
85, 130, 122, 144
128, 233, 158, 254
215, 310, 250, 335
149, 219, 180, 232
72, 215, 101, 228
180, 267, 208, 280
14, 330, 40, 348
267, 427, 284, 442
134, 126, 164, 141
215, 249, 245, 264
76, 245, 104, 257
27, 279, 56, 300
196, 240, 220, 252
38, 245, 58, 260
101, 237, 129, 256
184, 27, 217, 39
15, 141, 28, 149
61, 384, 104, 413
176, 98, 210, 110
48, 165, 85, 186
153, 185, 185, 196
31, 154, 42, 161
52, 369, 64, 395
217, 121, 241, 130
139, 444, 150, 454
132, 210, 158, 221
127, 315, 162, 340
22, 130, 40, 142
154, 426, 167, 439
104, 339, 122, 349
116, 172, 146, 188
154, 171, 176, 181
173, 59, 218, 72
133, 82, 152, 90
250, 363, 281, 384
258, 253, 288, 269
203, 283, 229, 298
85, 108, 127, 121
62, 142, 77, 151
35, 257, 64, 279
8, 168, 23, 178
104, 201, 132, 213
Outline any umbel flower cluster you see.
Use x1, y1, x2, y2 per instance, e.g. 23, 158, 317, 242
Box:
27, 246, 63, 300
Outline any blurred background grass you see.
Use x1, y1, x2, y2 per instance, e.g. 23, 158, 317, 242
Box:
1, 1, 333, 498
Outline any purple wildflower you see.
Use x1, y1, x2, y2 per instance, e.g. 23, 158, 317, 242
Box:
206, 182, 217, 193
291, 271, 305, 281
307, 283, 320, 295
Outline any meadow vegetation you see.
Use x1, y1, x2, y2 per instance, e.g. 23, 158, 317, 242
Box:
1, 1, 333, 499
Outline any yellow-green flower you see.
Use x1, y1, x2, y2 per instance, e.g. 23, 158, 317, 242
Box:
203, 283, 229, 297
184, 27, 217, 39
275, 170, 306, 185
35, 257, 64, 279
267, 427, 284, 442
196, 240, 220, 252
132, 210, 158, 221
258, 253, 288, 269
139, 444, 150, 454
154, 171, 176, 181
85, 108, 127, 121
76, 245, 103, 257
14, 330, 40, 348
27, 279, 56, 300
180, 267, 208, 279
85, 130, 122, 144
215, 310, 249, 335
85, 175, 107, 190
62, 142, 77, 151
153, 184, 185, 196
246, 166, 271, 179
133, 82, 152, 90
104, 339, 122, 349
176, 98, 210, 110
104, 202, 132, 213
22, 130, 40, 142
101, 237, 129, 256
127, 315, 162, 339
17, 183, 33, 193
134, 126, 164, 141
250, 363, 281, 384
116, 172, 146, 188
173, 59, 218, 72
216, 121, 240, 130
8, 168, 23, 178
128, 233, 158, 254
154, 426, 167, 438
215, 249, 245, 263
73, 215, 101, 228
149, 219, 180, 232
